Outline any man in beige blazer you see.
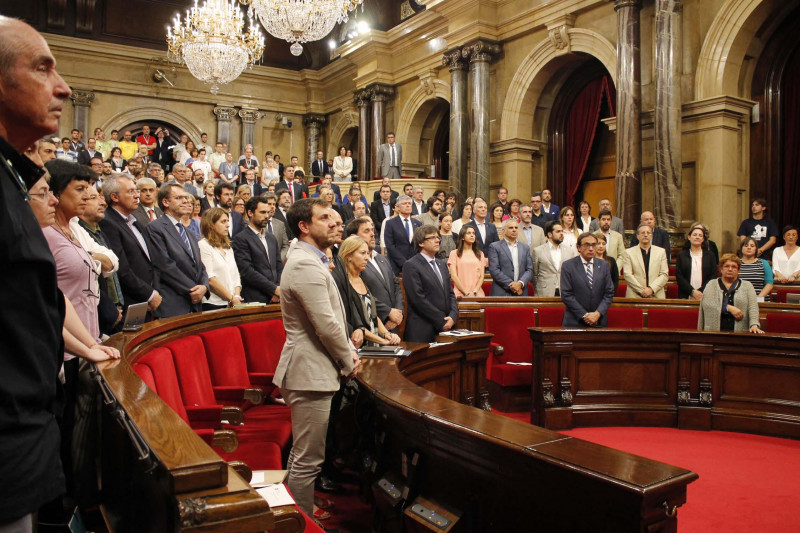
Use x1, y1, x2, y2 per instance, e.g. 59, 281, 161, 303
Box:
518, 205, 547, 260
622, 224, 670, 299
593, 209, 625, 269
272, 198, 360, 517
532, 220, 577, 297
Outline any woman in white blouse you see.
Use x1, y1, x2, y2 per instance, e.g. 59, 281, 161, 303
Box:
772, 225, 800, 283
332, 145, 353, 182
199, 208, 243, 310
262, 156, 280, 183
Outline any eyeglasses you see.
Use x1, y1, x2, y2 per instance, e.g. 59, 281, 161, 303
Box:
580, 243, 597, 248
28, 190, 53, 201
424, 235, 441, 242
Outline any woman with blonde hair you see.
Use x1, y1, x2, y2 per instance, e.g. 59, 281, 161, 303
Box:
338, 235, 401, 346
198, 208, 243, 310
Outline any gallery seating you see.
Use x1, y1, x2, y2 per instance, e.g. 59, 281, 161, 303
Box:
485, 307, 535, 411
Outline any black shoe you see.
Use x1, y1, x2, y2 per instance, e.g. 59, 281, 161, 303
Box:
315, 475, 344, 493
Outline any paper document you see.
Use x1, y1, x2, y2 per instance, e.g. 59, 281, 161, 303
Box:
507, 362, 532, 366
257, 484, 296, 507
439, 329, 480, 336
250, 470, 288, 487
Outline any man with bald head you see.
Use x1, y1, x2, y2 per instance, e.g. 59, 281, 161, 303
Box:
0, 16, 74, 530
630, 211, 671, 261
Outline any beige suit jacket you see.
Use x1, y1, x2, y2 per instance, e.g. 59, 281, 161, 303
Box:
518, 223, 547, 261
622, 245, 669, 299
273, 241, 354, 391
532, 242, 577, 297
594, 229, 625, 270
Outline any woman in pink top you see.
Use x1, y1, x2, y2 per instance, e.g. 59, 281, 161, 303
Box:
448, 225, 486, 297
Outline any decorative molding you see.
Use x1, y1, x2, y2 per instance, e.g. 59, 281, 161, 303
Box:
418, 70, 437, 96
613, 0, 642, 9
48, 0, 67, 29
442, 48, 467, 71
238, 108, 265, 124
559, 377, 573, 406
354, 89, 372, 108
70, 89, 95, 106
542, 378, 555, 407
461, 39, 502, 64
546, 15, 576, 54
400, 0, 416, 20
367, 83, 395, 103
178, 497, 208, 528
213, 106, 237, 121
302, 113, 327, 127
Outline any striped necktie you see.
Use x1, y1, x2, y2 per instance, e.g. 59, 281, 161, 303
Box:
585, 261, 593, 288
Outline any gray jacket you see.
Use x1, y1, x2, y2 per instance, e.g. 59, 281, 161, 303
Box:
698, 278, 760, 332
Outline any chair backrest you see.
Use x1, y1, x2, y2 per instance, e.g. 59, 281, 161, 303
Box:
666, 284, 679, 299
198, 327, 251, 388
647, 308, 699, 330
133, 362, 157, 393
537, 307, 565, 327
136, 347, 190, 422
167, 336, 218, 407
615, 283, 628, 298
774, 288, 800, 303
765, 313, 800, 334
484, 307, 535, 364
606, 307, 644, 328
238, 320, 285, 374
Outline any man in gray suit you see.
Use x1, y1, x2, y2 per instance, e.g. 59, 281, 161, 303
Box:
486, 219, 534, 296
132, 177, 163, 227
517, 205, 547, 259
273, 198, 359, 518
262, 192, 290, 263
532, 220, 577, 297
376, 131, 402, 179
145, 183, 208, 317
588, 197, 624, 234
345, 216, 404, 331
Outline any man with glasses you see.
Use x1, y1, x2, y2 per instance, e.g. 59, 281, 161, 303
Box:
622, 224, 669, 299
560, 232, 615, 327
402, 225, 458, 343
529, 191, 551, 230
145, 183, 208, 317
383, 194, 422, 275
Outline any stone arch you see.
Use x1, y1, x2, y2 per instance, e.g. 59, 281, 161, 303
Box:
101, 106, 204, 144
395, 78, 451, 150
694, 0, 799, 100
499, 28, 616, 140
327, 109, 359, 157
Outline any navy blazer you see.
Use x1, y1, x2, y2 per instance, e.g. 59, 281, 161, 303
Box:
99, 208, 159, 310
373, 189, 399, 203
402, 253, 458, 343
370, 200, 395, 232
145, 215, 209, 318
232, 227, 283, 303
384, 215, 422, 274
233, 179, 265, 197
361, 253, 403, 323
465, 220, 499, 250
229, 210, 246, 237
559, 256, 615, 327
486, 240, 534, 296
275, 180, 309, 201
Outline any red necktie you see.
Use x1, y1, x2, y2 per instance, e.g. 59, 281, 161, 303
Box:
148, 208, 156, 221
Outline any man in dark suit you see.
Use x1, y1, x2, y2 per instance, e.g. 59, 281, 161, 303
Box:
560, 232, 615, 327
345, 217, 404, 331
371, 183, 395, 232
372, 178, 399, 203
133, 177, 163, 227
629, 211, 672, 261
310, 150, 330, 178
145, 184, 208, 317
402, 225, 458, 343
274, 189, 294, 239
234, 167, 265, 197
275, 168, 310, 203
76, 137, 101, 165
410, 185, 427, 216
99, 175, 163, 315
383, 194, 422, 274
466, 198, 499, 250
153, 127, 176, 171
215, 181, 245, 237
232, 196, 283, 303
487, 219, 534, 296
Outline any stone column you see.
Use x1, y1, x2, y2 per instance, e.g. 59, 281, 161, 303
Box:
238, 108, 264, 152
70, 89, 95, 136
613, 0, 643, 229
463, 40, 501, 200
654, 0, 682, 229
443, 48, 469, 198
369, 84, 395, 179
354, 90, 371, 181
303, 114, 327, 173
213, 106, 236, 147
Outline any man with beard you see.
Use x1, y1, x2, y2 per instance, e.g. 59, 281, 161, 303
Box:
417, 196, 443, 227
533, 220, 576, 297
214, 181, 245, 237
274, 189, 294, 239
593, 209, 625, 269
232, 196, 283, 303
145, 183, 208, 317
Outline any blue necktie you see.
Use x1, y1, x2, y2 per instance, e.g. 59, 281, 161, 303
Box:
268, 220, 273, 235
429, 259, 443, 287
177, 222, 194, 260
404, 217, 411, 242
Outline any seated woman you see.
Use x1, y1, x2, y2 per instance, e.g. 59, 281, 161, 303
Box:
448, 225, 486, 297
739, 237, 773, 301
675, 222, 717, 300
772, 225, 800, 284
198, 208, 243, 311
338, 235, 401, 346
698, 253, 763, 334
595, 233, 619, 291
437, 212, 457, 261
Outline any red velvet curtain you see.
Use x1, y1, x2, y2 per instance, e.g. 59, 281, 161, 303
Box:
782, 49, 800, 228
564, 75, 616, 209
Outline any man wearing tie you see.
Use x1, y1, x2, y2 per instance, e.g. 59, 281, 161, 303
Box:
402, 225, 458, 343
383, 194, 422, 274
370, 184, 395, 240
466, 198, 499, 250
377, 132, 402, 179
560, 232, 615, 327
133, 177, 162, 227
145, 184, 209, 317
232, 196, 283, 303
487, 219, 534, 296
311, 150, 330, 178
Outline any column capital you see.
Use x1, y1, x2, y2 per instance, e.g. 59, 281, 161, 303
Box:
613, 0, 642, 10
302, 113, 327, 128
366, 83, 395, 103
442, 48, 468, 71
213, 106, 237, 121
462, 39, 502, 64
238, 108, 264, 124
70, 89, 95, 106
354, 89, 372, 108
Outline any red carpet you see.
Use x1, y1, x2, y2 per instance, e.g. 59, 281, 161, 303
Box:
559, 427, 800, 532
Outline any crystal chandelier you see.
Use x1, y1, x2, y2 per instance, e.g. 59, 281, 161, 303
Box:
167, 0, 265, 94
242, 0, 364, 57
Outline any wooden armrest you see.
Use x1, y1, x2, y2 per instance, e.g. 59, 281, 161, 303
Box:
213, 386, 265, 405
221, 406, 244, 425
490, 343, 505, 358
228, 461, 251, 483
212, 429, 239, 453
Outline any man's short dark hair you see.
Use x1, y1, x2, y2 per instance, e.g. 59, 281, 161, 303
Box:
413, 224, 439, 251
751, 197, 767, 208
598, 209, 612, 219
531, 191, 542, 200
245, 195, 267, 217
214, 181, 235, 200
200, 132, 207, 137
45, 159, 91, 196
287, 198, 328, 238
426, 196, 442, 209
349, 186, 361, 196
111, 129, 119, 135
380, 184, 392, 192
278, 189, 292, 201
345, 216, 371, 237
577, 232, 597, 247
198, 148, 206, 154
89, 156, 103, 165
71, 129, 79, 134
545, 220, 560, 236
294, 169, 305, 180
157, 183, 184, 210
